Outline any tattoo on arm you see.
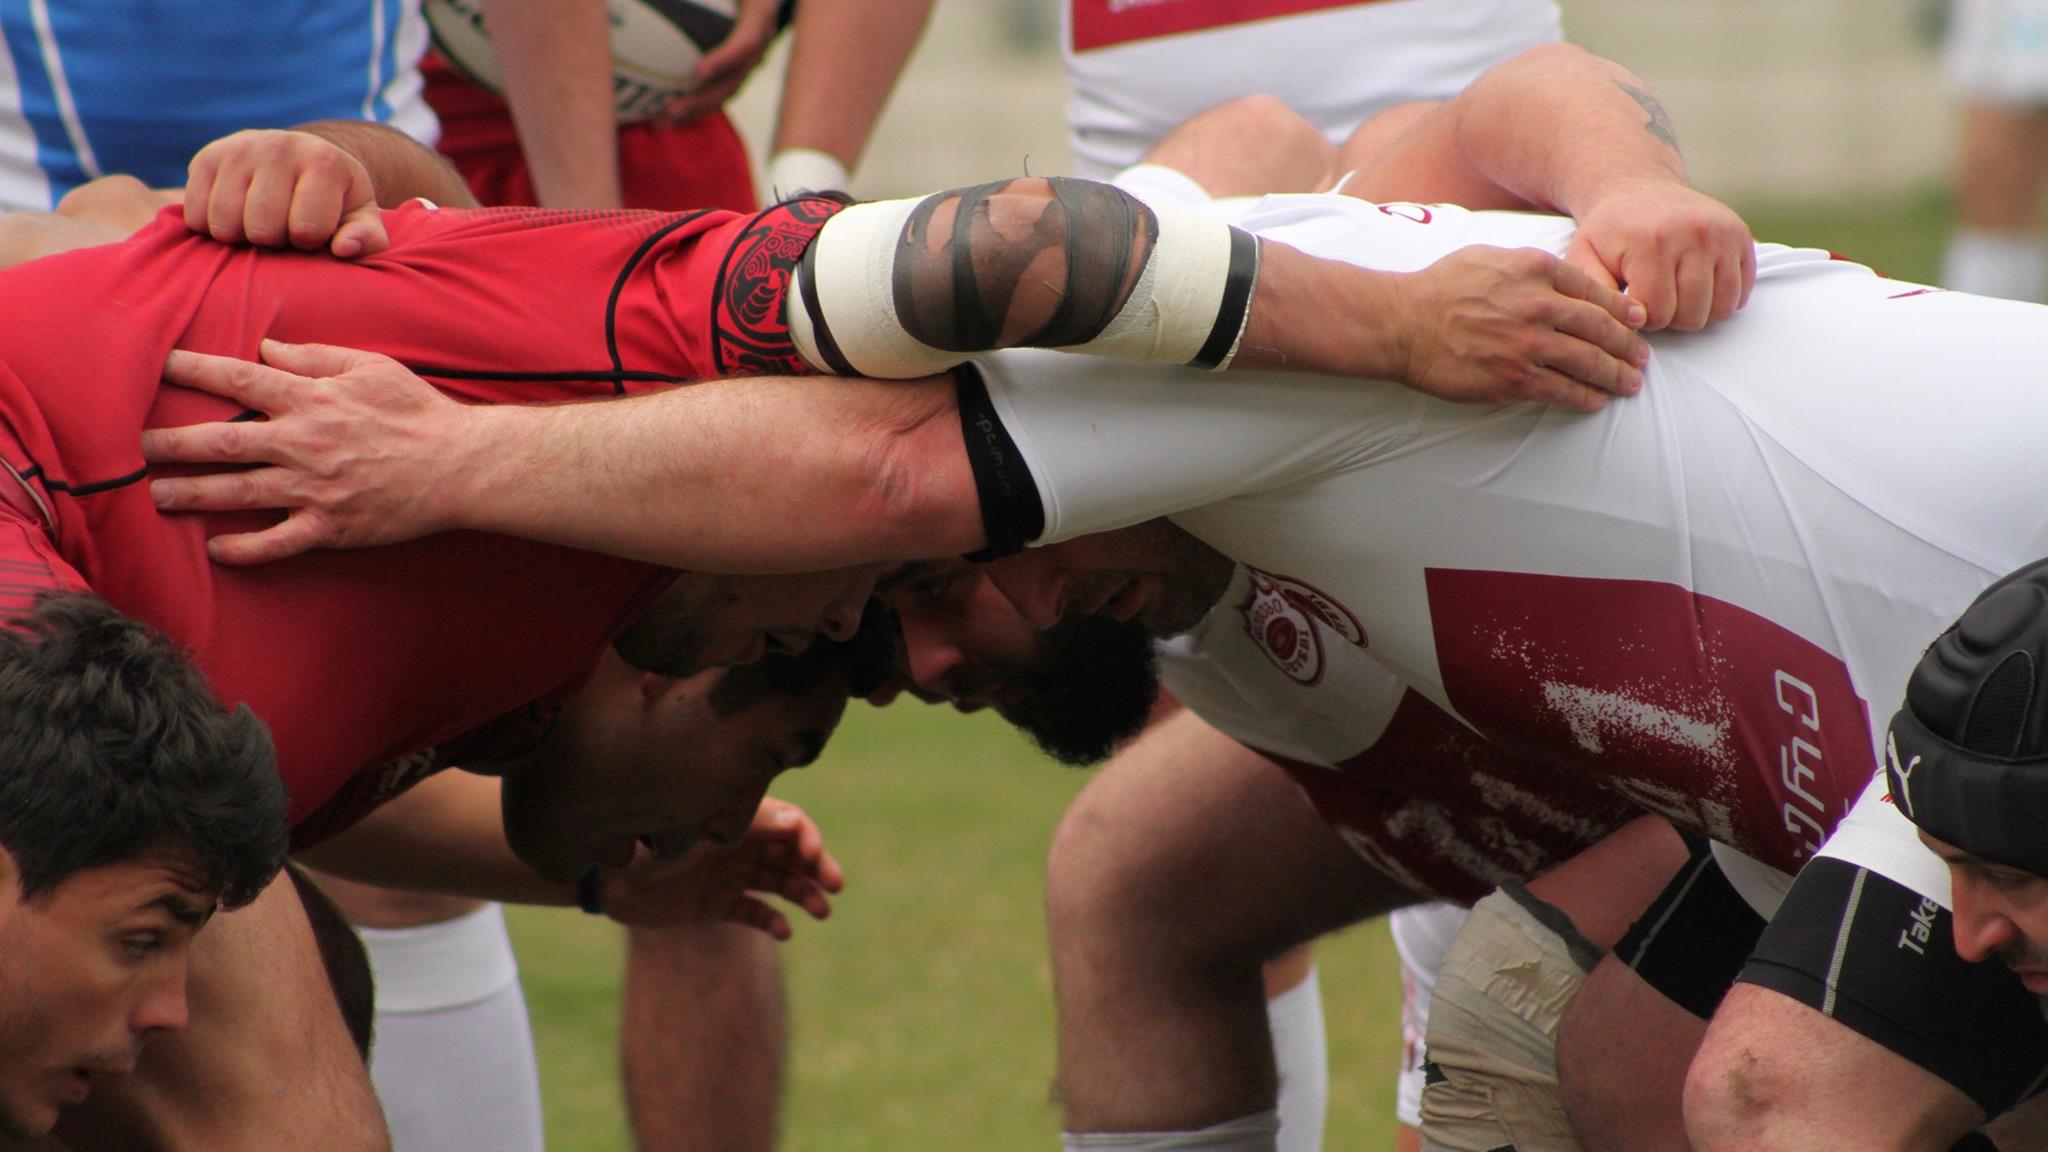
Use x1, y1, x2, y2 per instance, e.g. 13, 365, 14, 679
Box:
1615, 81, 1679, 151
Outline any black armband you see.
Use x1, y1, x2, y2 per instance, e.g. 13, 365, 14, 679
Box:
953, 365, 1043, 561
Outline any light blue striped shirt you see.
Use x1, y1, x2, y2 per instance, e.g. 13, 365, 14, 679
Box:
0, 0, 434, 210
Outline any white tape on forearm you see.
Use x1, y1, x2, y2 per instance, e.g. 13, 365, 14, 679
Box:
787, 196, 963, 379
1059, 205, 1235, 365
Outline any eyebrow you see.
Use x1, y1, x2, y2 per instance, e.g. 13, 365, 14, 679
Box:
149, 893, 213, 929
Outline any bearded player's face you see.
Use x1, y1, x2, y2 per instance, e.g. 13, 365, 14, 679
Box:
885, 560, 1159, 765
977, 520, 1235, 639
500, 649, 848, 883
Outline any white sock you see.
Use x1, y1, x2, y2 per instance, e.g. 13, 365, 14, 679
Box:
1063, 1111, 1281, 1151
1943, 229, 2048, 302
360, 904, 545, 1152
1269, 968, 1328, 1152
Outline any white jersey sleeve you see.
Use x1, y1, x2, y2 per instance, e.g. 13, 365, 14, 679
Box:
978, 350, 1428, 545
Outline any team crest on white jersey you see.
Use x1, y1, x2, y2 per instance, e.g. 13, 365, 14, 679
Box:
1240, 567, 1367, 685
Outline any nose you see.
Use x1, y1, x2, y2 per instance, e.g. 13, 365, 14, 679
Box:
133, 970, 191, 1038
984, 557, 1064, 630
896, 605, 965, 695
1947, 874, 2017, 964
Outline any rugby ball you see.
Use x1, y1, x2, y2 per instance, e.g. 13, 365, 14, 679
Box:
424, 0, 737, 122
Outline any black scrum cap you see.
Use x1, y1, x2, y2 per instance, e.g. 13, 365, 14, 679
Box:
1887, 560, 2048, 877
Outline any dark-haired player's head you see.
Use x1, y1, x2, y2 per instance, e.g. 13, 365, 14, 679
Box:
884, 559, 1161, 765
611, 568, 887, 676
501, 610, 892, 882
0, 592, 288, 1138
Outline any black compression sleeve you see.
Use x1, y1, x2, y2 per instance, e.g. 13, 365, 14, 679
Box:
953, 365, 1044, 561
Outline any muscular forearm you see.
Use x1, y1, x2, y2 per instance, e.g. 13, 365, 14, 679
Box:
1448, 43, 1690, 216
482, 0, 623, 209
293, 119, 481, 209
444, 374, 985, 571
296, 771, 576, 906
799, 177, 1640, 397
769, 0, 933, 177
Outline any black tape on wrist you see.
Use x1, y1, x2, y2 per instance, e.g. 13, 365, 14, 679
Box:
1189, 227, 1260, 370
953, 364, 1044, 562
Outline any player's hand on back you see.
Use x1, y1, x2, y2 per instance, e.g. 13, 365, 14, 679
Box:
1390, 245, 1651, 413
594, 798, 845, 941
184, 129, 389, 258
143, 340, 464, 563
1562, 177, 1755, 332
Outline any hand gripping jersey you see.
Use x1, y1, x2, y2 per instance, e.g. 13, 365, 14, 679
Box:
1061, 0, 1561, 179
0, 194, 840, 846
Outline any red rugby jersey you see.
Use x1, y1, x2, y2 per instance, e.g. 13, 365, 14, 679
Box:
0, 195, 842, 844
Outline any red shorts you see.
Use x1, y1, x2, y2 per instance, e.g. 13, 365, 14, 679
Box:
423, 53, 759, 212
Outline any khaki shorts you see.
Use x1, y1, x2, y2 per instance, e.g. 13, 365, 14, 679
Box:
1417, 885, 1597, 1152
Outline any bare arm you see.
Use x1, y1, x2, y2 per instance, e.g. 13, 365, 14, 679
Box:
802, 175, 1649, 409
482, 0, 623, 209
765, 0, 934, 193
296, 770, 566, 904
144, 340, 985, 570
1341, 43, 1753, 330
290, 119, 479, 208
299, 771, 840, 939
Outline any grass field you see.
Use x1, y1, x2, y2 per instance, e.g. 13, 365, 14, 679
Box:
506, 194, 1953, 1151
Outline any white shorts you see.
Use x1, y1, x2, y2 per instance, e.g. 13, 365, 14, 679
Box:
1391, 901, 1471, 1128
1062, 0, 1563, 179
1945, 0, 2048, 102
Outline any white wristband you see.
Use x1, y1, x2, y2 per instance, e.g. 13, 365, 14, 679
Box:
765, 148, 851, 204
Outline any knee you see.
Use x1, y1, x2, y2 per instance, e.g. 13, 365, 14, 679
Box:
55, 174, 157, 225
1199, 95, 1334, 190
1680, 1031, 1772, 1152
1199, 94, 1322, 148
1045, 777, 1150, 940
1045, 776, 1214, 963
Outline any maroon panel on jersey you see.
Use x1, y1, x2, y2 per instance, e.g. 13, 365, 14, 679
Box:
1262, 689, 1640, 904
1069, 0, 1377, 51
0, 198, 838, 842
1424, 569, 1876, 875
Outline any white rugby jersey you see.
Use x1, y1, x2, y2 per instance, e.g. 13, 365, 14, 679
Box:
0, 1, 434, 211
976, 191, 2048, 912
1061, 0, 1562, 179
